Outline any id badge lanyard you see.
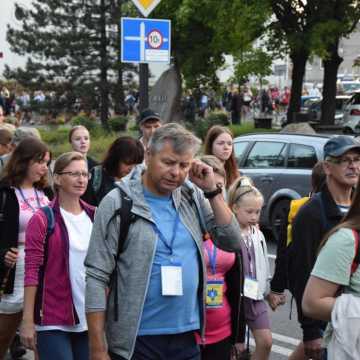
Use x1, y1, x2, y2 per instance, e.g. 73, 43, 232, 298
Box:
205, 242, 224, 308
153, 213, 183, 296
152, 212, 180, 262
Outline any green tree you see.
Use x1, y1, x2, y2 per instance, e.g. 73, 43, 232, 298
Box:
270, 1, 315, 123
270, 0, 360, 125
6, 0, 136, 126
233, 47, 273, 87
310, 1, 360, 125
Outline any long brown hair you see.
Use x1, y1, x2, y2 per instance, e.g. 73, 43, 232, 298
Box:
1, 137, 50, 189
319, 182, 359, 252
204, 125, 239, 188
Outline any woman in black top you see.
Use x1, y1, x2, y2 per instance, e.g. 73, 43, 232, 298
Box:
0, 138, 53, 358
82, 136, 144, 206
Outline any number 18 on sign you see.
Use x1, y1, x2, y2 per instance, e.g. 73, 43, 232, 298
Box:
121, 17, 171, 64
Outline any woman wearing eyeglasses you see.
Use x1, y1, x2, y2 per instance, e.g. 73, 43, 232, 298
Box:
20, 152, 95, 360
0, 137, 52, 359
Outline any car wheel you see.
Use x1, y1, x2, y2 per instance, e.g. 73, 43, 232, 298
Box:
343, 127, 353, 134
270, 198, 291, 243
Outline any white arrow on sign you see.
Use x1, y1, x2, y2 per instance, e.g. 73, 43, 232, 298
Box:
131, 0, 161, 17
124, 22, 168, 62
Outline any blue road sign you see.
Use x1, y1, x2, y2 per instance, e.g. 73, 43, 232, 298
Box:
121, 17, 171, 64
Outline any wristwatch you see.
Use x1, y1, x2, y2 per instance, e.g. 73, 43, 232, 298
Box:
204, 184, 223, 199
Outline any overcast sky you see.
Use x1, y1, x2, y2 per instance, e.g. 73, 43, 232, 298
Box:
0, 0, 32, 75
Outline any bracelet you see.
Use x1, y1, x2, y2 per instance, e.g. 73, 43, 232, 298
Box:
204, 184, 223, 199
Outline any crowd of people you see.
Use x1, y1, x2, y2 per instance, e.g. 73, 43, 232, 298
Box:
0, 107, 359, 360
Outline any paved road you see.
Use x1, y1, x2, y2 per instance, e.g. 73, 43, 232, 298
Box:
9, 241, 302, 360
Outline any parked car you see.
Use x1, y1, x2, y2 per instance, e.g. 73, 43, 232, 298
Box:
307, 95, 351, 124
300, 96, 321, 113
340, 81, 360, 95
233, 133, 332, 240
342, 91, 360, 134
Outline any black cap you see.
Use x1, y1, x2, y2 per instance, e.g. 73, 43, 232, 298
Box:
324, 135, 360, 158
138, 108, 161, 126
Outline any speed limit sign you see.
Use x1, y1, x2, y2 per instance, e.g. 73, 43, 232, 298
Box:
148, 30, 163, 49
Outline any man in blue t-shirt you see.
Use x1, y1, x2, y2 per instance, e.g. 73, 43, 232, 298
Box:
85, 123, 243, 360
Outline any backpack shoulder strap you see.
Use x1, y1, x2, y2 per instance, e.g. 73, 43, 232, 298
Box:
91, 165, 103, 196
314, 192, 331, 232
41, 206, 55, 237
0, 190, 7, 223
351, 230, 360, 275
108, 187, 136, 322
115, 188, 134, 258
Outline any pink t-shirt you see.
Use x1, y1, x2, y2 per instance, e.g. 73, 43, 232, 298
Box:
199, 239, 236, 344
15, 187, 49, 244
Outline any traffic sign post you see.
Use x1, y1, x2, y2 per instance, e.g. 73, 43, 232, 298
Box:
121, 17, 171, 64
131, 0, 161, 17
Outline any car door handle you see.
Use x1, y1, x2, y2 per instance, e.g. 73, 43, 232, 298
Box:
260, 176, 274, 182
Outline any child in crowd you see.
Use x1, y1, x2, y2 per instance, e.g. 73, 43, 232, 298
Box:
198, 155, 244, 360
228, 177, 272, 360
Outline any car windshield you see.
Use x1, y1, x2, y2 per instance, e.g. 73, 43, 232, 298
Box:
342, 83, 360, 93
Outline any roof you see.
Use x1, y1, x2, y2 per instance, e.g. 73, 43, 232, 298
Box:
234, 132, 332, 146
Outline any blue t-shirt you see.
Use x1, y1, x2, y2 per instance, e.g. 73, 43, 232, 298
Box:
138, 188, 200, 335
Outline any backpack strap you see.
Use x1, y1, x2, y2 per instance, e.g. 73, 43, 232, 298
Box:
314, 193, 331, 232
351, 230, 360, 275
34, 206, 55, 323
0, 190, 7, 223
91, 166, 103, 200
41, 206, 55, 237
107, 187, 136, 321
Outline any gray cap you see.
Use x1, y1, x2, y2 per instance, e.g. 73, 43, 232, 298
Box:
12, 127, 41, 146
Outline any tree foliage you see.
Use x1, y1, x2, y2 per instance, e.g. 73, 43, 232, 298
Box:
6, 0, 137, 125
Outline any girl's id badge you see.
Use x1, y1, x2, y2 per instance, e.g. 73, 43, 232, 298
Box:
161, 264, 183, 296
206, 279, 224, 308
243, 276, 259, 300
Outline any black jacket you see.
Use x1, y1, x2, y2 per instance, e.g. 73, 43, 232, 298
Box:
290, 184, 344, 342
87, 156, 98, 171
0, 183, 53, 294
225, 253, 246, 344
81, 166, 116, 206
270, 201, 290, 294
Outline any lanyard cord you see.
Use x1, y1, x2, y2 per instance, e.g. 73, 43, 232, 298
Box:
205, 242, 217, 275
153, 212, 180, 255
17, 187, 41, 213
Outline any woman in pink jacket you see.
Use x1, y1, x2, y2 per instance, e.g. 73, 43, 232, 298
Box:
20, 152, 95, 360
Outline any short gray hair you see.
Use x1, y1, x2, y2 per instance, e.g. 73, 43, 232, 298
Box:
148, 123, 201, 155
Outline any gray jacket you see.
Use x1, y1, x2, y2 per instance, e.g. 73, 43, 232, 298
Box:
85, 170, 242, 359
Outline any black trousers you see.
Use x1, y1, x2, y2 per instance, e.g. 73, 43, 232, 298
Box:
109, 331, 200, 360
200, 336, 232, 360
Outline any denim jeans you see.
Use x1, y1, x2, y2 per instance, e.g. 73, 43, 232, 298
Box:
37, 330, 89, 360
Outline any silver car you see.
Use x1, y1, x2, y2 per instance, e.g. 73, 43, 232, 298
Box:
233, 133, 331, 240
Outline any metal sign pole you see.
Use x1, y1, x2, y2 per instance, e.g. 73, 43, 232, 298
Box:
139, 62, 149, 111
138, 10, 149, 112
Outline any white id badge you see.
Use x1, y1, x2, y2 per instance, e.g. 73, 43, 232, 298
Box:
243, 276, 259, 300
161, 265, 183, 296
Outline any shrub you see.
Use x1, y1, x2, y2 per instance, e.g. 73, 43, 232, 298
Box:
205, 111, 230, 126
39, 127, 70, 145
71, 115, 97, 131
108, 116, 128, 132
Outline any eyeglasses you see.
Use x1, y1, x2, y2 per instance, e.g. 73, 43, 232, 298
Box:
58, 171, 91, 179
327, 156, 360, 167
